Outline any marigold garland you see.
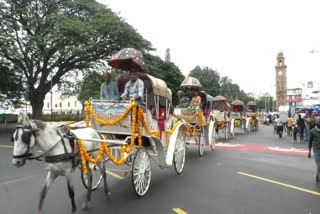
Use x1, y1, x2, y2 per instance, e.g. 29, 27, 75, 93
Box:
164, 121, 182, 146
78, 140, 127, 174
85, 102, 136, 126
138, 108, 161, 139
174, 111, 198, 122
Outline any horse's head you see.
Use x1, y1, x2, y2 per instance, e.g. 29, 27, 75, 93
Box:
11, 112, 38, 167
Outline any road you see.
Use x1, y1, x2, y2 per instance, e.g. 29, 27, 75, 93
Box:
0, 124, 319, 214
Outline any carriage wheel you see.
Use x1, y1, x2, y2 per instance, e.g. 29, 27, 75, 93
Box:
174, 128, 186, 174
198, 127, 205, 157
81, 162, 104, 191
132, 149, 151, 197
224, 124, 229, 140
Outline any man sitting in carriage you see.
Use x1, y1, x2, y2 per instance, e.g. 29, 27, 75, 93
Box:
121, 72, 144, 105
190, 91, 202, 108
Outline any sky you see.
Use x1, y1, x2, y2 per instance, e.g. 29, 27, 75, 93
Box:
98, 0, 320, 97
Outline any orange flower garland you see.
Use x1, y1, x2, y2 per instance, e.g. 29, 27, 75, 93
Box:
86, 102, 136, 126
138, 108, 161, 139
77, 140, 127, 174
126, 105, 137, 153
174, 111, 199, 122
137, 108, 142, 148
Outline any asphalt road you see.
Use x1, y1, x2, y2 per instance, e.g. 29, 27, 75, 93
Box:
0, 124, 319, 214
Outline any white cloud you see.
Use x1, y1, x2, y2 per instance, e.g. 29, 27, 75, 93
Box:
98, 0, 320, 97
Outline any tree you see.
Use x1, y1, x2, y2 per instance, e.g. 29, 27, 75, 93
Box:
0, 0, 153, 118
144, 54, 184, 106
189, 66, 221, 97
0, 60, 24, 99
78, 71, 102, 104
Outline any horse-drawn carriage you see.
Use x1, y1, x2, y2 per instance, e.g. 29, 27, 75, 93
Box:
174, 77, 216, 156
246, 101, 259, 132
11, 48, 187, 212
230, 99, 247, 136
211, 95, 231, 140
86, 72, 187, 197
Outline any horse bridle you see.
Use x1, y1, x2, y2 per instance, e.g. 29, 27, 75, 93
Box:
12, 124, 37, 159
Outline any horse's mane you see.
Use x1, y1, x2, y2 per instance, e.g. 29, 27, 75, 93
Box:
34, 120, 47, 130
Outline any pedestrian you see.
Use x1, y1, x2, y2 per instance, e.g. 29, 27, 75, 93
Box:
305, 114, 311, 141
121, 72, 144, 105
308, 116, 320, 184
293, 124, 298, 142
297, 114, 305, 142
287, 115, 293, 137
100, 71, 119, 101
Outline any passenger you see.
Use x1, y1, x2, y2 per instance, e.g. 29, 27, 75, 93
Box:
190, 91, 201, 108
179, 96, 190, 108
232, 106, 238, 112
220, 102, 227, 111
100, 71, 119, 101
121, 72, 144, 105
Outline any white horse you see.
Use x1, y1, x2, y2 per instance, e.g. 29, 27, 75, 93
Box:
11, 112, 109, 213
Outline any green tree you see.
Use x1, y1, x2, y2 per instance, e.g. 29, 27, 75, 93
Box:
144, 54, 184, 106
78, 71, 102, 104
189, 66, 221, 96
0, 61, 24, 99
0, 0, 152, 118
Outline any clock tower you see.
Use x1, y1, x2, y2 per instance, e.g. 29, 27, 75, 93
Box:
275, 52, 287, 110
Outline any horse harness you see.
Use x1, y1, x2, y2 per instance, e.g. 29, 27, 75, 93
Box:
12, 123, 80, 169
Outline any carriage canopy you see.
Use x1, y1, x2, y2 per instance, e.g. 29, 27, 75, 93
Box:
180, 76, 202, 90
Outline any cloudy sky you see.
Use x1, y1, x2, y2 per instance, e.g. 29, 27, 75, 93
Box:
98, 0, 320, 96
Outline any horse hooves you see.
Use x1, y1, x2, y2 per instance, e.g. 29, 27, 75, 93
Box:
82, 201, 92, 210
72, 207, 77, 213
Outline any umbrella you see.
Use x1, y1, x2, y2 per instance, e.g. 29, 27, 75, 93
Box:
108, 48, 147, 73
213, 95, 227, 101
247, 101, 256, 106
231, 99, 244, 106
180, 77, 202, 89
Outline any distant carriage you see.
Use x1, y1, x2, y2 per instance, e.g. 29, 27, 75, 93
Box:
230, 99, 247, 136
174, 77, 216, 156
246, 101, 259, 132
211, 95, 231, 140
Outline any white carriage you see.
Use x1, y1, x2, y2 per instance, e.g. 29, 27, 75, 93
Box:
230, 99, 247, 136
173, 77, 216, 156
211, 95, 231, 140
81, 72, 186, 197
246, 101, 259, 132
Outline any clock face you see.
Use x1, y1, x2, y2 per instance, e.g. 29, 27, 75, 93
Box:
278, 70, 283, 76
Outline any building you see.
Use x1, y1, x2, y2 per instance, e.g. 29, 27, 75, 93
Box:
298, 81, 320, 107
42, 94, 83, 115
275, 52, 287, 110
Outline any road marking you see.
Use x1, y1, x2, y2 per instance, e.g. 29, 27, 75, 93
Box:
0, 174, 39, 185
0, 144, 13, 148
238, 172, 320, 196
173, 208, 188, 214
105, 169, 125, 179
